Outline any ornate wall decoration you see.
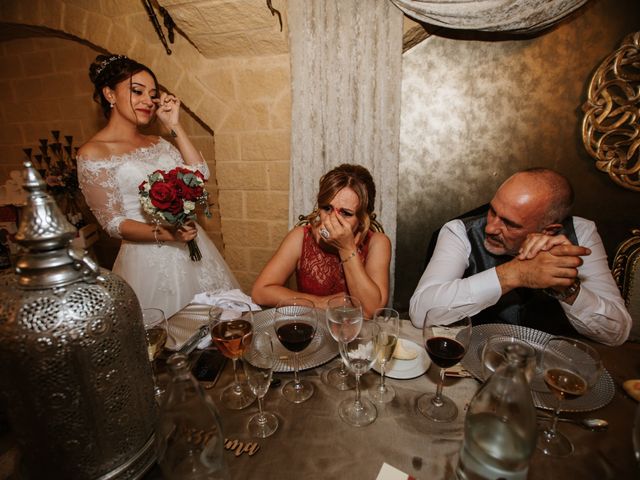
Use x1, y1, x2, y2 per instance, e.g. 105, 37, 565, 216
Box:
582, 32, 640, 192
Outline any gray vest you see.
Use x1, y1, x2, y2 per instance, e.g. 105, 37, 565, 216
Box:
462, 211, 579, 335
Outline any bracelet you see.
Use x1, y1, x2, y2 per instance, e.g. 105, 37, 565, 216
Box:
153, 225, 164, 248
340, 250, 358, 265
544, 278, 580, 301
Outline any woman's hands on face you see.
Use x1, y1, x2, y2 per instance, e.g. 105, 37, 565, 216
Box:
154, 92, 181, 128
319, 210, 360, 252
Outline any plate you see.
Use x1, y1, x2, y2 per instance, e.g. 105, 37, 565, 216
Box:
253, 308, 339, 373
461, 323, 615, 412
373, 339, 431, 380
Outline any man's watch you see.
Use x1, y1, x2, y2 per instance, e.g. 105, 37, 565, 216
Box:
544, 278, 581, 301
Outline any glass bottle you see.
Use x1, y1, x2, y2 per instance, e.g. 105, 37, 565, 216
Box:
456, 344, 537, 480
156, 353, 230, 480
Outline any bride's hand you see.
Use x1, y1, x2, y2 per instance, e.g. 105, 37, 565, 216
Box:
173, 222, 197, 243
154, 92, 181, 129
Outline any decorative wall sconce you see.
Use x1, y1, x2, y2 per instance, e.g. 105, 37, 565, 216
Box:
582, 31, 640, 192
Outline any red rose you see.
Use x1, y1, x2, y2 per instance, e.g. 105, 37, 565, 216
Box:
149, 181, 178, 210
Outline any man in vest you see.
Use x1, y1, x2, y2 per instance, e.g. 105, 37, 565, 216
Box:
409, 168, 631, 346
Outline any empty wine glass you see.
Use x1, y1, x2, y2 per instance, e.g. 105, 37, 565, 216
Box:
339, 321, 380, 426
274, 298, 318, 403
325, 295, 364, 390
142, 308, 168, 399
482, 335, 537, 383
209, 301, 256, 410
243, 331, 279, 438
537, 337, 602, 456
417, 307, 472, 422
369, 308, 400, 403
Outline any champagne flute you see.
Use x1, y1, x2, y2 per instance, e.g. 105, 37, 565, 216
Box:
142, 308, 168, 399
482, 335, 537, 383
274, 298, 318, 403
209, 301, 256, 410
325, 295, 364, 390
339, 321, 380, 427
243, 331, 279, 438
537, 337, 602, 456
369, 308, 400, 403
417, 307, 471, 422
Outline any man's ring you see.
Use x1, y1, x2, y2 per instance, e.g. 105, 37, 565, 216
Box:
320, 228, 330, 240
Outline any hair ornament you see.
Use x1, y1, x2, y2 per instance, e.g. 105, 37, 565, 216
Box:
95, 55, 128, 78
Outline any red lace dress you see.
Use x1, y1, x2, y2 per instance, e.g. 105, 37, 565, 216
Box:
296, 225, 372, 296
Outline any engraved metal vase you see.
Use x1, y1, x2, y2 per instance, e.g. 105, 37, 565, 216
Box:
0, 162, 157, 479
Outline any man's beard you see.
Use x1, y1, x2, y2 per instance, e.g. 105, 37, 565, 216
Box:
484, 235, 518, 257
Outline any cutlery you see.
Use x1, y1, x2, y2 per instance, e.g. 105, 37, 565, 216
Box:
536, 413, 608, 431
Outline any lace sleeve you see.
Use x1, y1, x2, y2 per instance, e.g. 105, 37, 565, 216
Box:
165, 141, 210, 179
77, 156, 126, 239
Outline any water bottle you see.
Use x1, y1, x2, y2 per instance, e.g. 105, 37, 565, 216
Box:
156, 353, 230, 479
456, 344, 537, 480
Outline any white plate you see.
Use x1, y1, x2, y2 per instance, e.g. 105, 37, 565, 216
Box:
373, 339, 431, 380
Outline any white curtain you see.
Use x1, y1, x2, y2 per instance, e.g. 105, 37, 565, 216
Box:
390, 0, 589, 33
287, 0, 403, 299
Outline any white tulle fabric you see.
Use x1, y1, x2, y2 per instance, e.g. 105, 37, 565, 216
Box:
78, 138, 239, 318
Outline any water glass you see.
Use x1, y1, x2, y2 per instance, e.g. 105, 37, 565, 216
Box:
482, 335, 537, 382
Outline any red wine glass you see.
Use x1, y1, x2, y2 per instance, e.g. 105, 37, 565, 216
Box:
274, 298, 318, 403
417, 307, 471, 422
537, 337, 602, 456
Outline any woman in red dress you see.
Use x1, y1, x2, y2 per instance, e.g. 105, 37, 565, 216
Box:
251, 164, 391, 318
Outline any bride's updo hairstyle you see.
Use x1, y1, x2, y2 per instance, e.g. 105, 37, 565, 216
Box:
307, 164, 376, 234
89, 54, 158, 118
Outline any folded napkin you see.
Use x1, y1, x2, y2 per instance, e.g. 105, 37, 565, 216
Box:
191, 289, 261, 312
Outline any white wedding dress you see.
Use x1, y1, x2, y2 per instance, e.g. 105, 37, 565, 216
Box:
78, 138, 239, 318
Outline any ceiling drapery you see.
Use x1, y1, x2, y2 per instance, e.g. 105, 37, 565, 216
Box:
389, 0, 589, 33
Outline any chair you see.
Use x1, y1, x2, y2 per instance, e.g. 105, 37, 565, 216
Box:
71, 223, 100, 259
612, 228, 640, 341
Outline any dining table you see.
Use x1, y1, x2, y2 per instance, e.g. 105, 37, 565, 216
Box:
144, 312, 640, 480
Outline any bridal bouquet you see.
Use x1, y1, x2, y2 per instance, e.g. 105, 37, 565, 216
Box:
138, 166, 211, 261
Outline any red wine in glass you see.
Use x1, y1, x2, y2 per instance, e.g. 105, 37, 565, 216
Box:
425, 337, 466, 369
276, 322, 314, 352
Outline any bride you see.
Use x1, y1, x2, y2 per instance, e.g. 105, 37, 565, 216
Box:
77, 54, 239, 318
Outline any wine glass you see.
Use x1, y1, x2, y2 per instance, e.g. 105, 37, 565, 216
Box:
209, 301, 256, 410
339, 321, 380, 427
482, 335, 537, 383
537, 337, 602, 456
142, 308, 168, 399
274, 298, 318, 403
243, 331, 279, 438
325, 295, 364, 390
369, 308, 400, 403
417, 307, 472, 422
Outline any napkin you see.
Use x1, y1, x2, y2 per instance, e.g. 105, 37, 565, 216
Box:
166, 304, 211, 351
190, 289, 261, 312
376, 463, 416, 480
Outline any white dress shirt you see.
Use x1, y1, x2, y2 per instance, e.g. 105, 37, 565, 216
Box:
409, 216, 631, 346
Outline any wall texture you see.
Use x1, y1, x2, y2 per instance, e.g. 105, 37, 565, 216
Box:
394, 0, 640, 312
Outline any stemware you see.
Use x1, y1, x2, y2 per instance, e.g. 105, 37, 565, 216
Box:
537, 337, 602, 456
482, 335, 537, 383
142, 308, 168, 399
417, 307, 472, 422
274, 298, 318, 403
325, 295, 364, 390
243, 331, 279, 438
339, 321, 380, 427
369, 308, 400, 403
209, 301, 256, 410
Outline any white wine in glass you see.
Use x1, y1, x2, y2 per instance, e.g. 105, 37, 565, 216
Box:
537, 336, 602, 457
369, 308, 399, 404
142, 308, 168, 399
